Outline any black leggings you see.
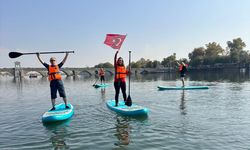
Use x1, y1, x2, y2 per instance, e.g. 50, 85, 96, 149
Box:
100, 76, 105, 83
114, 81, 127, 105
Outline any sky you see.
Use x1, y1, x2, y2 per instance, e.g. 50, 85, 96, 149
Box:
0, 0, 250, 68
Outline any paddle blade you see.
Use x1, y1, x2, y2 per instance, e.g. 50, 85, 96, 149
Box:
9, 52, 23, 58
126, 95, 132, 106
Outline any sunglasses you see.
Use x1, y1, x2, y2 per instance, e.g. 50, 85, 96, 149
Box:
50, 60, 56, 61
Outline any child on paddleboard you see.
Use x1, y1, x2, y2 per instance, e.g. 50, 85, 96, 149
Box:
99, 68, 105, 84
177, 62, 188, 87
37, 53, 69, 111
114, 50, 129, 106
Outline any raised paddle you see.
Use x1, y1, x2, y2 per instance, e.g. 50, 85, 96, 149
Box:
126, 51, 132, 106
9, 51, 74, 58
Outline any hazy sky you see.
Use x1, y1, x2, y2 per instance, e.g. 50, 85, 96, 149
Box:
1, 0, 250, 68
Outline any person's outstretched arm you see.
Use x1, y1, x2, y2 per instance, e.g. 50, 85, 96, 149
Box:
36, 53, 44, 64
61, 52, 69, 64
114, 50, 119, 67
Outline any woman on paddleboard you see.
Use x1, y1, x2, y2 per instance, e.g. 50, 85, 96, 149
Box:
37, 53, 69, 111
177, 62, 188, 87
99, 68, 105, 84
114, 50, 129, 106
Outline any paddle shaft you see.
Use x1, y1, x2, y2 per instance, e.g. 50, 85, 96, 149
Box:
93, 77, 99, 86
9, 51, 75, 58
23, 51, 74, 55
128, 51, 131, 95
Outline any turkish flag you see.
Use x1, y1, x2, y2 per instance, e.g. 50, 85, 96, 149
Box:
104, 34, 126, 49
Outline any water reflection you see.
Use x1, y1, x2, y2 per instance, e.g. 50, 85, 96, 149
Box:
130, 70, 250, 83
114, 116, 131, 147
101, 88, 106, 101
188, 70, 250, 82
113, 115, 148, 148
43, 120, 71, 150
180, 90, 187, 115
11, 77, 24, 95
72, 75, 79, 81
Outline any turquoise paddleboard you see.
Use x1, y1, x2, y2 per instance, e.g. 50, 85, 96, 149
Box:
158, 85, 209, 90
42, 103, 74, 123
94, 83, 109, 88
106, 100, 148, 116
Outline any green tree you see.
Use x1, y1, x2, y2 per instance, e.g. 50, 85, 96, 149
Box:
239, 50, 249, 64
161, 53, 176, 67
137, 58, 146, 68
145, 60, 153, 68
131, 59, 161, 68
94, 62, 114, 68
202, 42, 224, 65
227, 38, 246, 63
152, 60, 161, 68
188, 47, 205, 67
214, 56, 231, 64
188, 47, 205, 60
178, 58, 189, 65
131, 62, 140, 68
205, 42, 224, 57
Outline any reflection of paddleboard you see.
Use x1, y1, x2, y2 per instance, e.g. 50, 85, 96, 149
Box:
94, 84, 109, 88
106, 100, 148, 116
158, 85, 209, 90
42, 103, 74, 123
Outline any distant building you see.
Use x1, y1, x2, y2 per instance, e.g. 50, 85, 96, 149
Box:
15, 61, 21, 68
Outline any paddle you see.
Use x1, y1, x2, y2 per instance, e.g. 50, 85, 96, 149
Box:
93, 78, 99, 86
126, 51, 132, 106
9, 51, 74, 58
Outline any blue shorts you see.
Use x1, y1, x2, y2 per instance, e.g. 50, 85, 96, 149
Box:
50, 80, 66, 99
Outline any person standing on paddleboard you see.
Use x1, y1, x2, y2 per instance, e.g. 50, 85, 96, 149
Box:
114, 50, 129, 106
37, 53, 69, 111
177, 62, 188, 87
99, 68, 105, 84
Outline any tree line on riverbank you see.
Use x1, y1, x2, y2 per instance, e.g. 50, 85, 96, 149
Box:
189, 37, 248, 67
95, 38, 249, 68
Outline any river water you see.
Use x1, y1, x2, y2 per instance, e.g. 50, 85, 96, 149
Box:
0, 71, 250, 150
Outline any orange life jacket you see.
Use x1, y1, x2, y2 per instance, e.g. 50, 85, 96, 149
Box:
99, 69, 105, 76
179, 65, 183, 71
179, 64, 188, 73
48, 65, 62, 81
116, 66, 127, 79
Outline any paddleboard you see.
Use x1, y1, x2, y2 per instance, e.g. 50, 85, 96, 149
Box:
94, 83, 109, 88
106, 100, 148, 116
42, 103, 74, 123
158, 85, 209, 90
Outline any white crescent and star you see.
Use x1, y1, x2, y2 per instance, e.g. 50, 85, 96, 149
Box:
112, 37, 122, 47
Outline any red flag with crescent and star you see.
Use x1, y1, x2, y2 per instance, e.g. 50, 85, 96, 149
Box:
104, 34, 126, 49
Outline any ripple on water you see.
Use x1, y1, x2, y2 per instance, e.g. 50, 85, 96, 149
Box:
1, 77, 250, 149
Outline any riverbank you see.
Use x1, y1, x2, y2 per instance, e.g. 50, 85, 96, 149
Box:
0, 64, 249, 77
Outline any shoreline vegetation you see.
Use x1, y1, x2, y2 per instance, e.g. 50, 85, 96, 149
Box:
1, 38, 249, 72
94, 37, 250, 71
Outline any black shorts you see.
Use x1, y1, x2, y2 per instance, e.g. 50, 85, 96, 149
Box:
180, 73, 185, 78
50, 80, 66, 99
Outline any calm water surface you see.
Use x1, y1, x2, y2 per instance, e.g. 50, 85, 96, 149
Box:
0, 72, 250, 150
